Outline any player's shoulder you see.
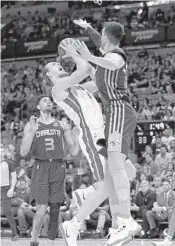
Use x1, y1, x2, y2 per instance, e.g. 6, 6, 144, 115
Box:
23, 121, 31, 132
52, 87, 69, 103
108, 48, 126, 62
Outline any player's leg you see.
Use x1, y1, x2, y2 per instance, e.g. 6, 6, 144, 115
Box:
106, 102, 131, 219
60, 151, 137, 246
47, 160, 66, 246
105, 102, 141, 246
30, 162, 49, 246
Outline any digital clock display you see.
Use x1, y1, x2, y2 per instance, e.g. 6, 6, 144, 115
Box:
134, 121, 175, 155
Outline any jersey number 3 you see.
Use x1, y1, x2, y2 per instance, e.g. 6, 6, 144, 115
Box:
45, 138, 55, 151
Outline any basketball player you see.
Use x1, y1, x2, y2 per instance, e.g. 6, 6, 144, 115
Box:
20, 96, 80, 246
45, 40, 137, 246
71, 20, 141, 245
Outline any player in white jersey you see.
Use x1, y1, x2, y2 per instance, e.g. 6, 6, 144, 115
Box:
45, 41, 136, 246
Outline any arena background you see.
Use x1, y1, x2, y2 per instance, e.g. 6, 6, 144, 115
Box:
1, 0, 175, 245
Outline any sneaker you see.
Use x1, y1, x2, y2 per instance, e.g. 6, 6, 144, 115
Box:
11, 234, 19, 241
106, 218, 142, 246
60, 220, 80, 246
30, 242, 39, 246
152, 238, 172, 246
104, 235, 133, 246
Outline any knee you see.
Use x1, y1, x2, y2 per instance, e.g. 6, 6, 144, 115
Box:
108, 153, 125, 172
17, 208, 24, 216
168, 210, 173, 218
146, 210, 153, 218
99, 210, 106, 216
36, 205, 47, 217
64, 211, 71, 221
44, 213, 50, 222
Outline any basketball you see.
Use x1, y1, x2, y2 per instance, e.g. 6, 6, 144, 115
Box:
58, 38, 76, 58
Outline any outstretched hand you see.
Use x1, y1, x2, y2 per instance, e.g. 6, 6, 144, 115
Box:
59, 39, 78, 59
73, 19, 91, 29
73, 39, 92, 61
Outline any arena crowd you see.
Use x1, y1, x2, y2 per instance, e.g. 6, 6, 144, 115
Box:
1, 0, 175, 242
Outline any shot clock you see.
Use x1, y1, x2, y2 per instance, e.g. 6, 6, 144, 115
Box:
134, 120, 175, 155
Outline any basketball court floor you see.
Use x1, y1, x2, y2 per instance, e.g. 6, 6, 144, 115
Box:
1, 238, 175, 246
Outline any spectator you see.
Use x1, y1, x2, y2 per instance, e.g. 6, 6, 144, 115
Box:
144, 154, 160, 176
16, 158, 31, 188
80, 199, 110, 237
151, 176, 163, 195
169, 140, 175, 156
146, 179, 174, 238
17, 199, 39, 236
161, 128, 175, 150
13, 181, 31, 236
155, 8, 165, 24
140, 2, 149, 23
131, 94, 139, 112
155, 144, 171, 170
1, 146, 18, 240
131, 180, 156, 238
164, 109, 175, 121
151, 135, 162, 157
1, 122, 15, 146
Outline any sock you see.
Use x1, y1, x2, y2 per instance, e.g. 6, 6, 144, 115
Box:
117, 215, 132, 227
71, 217, 81, 225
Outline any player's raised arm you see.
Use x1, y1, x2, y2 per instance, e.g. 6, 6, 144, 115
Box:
73, 19, 101, 50
74, 40, 125, 71
46, 44, 92, 93
20, 116, 38, 157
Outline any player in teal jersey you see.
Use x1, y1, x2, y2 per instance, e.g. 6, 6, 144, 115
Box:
20, 96, 80, 246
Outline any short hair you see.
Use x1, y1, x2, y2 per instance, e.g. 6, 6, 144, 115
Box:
162, 178, 170, 184
161, 144, 168, 150
140, 180, 149, 186
103, 22, 125, 44
154, 175, 162, 181
145, 153, 153, 158
36, 95, 51, 106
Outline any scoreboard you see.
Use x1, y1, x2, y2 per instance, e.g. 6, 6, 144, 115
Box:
134, 120, 175, 155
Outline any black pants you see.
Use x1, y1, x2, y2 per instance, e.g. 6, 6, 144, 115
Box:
136, 209, 150, 232
1, 188, 17, 236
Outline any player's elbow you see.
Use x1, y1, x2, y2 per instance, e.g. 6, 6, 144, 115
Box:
20, 147, 28, 157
